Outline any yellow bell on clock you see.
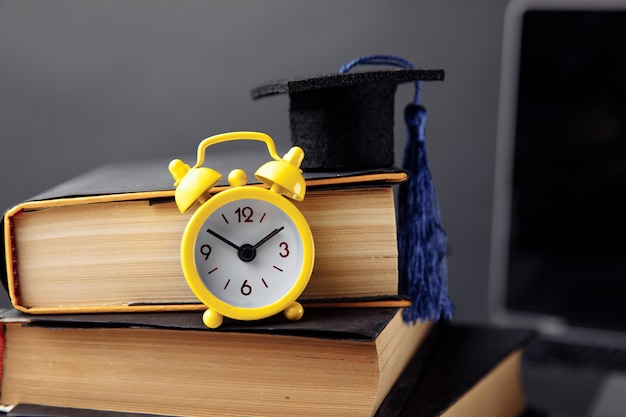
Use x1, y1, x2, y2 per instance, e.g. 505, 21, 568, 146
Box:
169, 131, 315, 329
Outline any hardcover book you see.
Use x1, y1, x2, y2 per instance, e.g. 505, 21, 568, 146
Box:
0, 316, 535, 417
2, 151, 407, 314
0, 307, 431, 417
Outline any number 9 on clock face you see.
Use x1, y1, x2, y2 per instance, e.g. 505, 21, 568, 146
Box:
180, 186, 314, 321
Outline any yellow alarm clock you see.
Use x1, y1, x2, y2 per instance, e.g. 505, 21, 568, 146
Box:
168, 131, 314, 328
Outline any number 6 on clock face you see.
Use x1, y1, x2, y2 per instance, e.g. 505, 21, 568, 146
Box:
180, 186, 314, 324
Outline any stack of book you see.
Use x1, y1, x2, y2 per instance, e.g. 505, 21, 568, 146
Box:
1, 155, 535, 416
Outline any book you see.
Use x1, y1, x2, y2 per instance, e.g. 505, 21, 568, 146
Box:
0, 307, 432, 417
0, 320, 536, 417
1, 154, 408, 314
375, 323, 535, 417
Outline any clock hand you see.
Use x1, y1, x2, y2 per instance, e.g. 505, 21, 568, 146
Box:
206, 229, 240, 251
235, 226, 285, 263
252, 226, 285, 250
208, 226, 284, 263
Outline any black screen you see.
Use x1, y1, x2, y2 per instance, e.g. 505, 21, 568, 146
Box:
507, 11, 626, 333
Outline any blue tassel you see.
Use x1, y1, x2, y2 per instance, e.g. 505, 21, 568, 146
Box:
399, 103, 454, 322
339, 55, 454, 323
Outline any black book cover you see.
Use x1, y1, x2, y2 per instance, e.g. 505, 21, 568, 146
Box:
0, 307, 400, 341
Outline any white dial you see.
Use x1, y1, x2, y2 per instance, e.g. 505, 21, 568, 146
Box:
193, 198, 304, 308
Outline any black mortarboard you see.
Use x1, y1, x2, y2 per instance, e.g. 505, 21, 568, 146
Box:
250, 55, 455, 323
251, 68, 444, 171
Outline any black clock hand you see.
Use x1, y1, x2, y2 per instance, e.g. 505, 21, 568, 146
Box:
206, 229, 240, 251
235, 226, 285, 263
252, 226, 285, 250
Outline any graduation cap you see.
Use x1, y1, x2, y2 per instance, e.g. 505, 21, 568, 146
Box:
251, 62, 444, 171
252, 55, 454, 323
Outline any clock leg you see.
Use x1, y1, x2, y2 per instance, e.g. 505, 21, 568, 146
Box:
202, 309, 224, 329
283, 302, 304, 321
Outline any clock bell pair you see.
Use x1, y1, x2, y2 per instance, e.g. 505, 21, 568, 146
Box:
169, 131, 315, 329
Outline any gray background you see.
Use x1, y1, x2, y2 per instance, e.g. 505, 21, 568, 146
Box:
0, 0, 508, 323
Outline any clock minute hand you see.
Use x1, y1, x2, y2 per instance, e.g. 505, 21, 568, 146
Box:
252, 226, 285, 250
207, 229, 240, 251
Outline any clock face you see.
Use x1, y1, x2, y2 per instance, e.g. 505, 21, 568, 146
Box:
192, 197, 305, 309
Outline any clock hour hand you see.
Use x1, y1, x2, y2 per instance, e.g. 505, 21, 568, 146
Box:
252, 226, 285, 250
206, 229, 240, 251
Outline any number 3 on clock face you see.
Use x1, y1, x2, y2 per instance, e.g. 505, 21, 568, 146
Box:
180, 186, 314, 322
